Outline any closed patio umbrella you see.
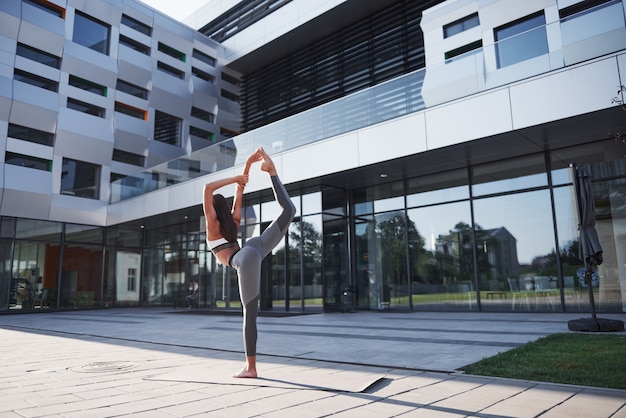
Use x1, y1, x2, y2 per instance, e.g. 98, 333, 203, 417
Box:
568, 164, 623, 332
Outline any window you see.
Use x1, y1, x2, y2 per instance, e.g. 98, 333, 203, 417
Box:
158, 42, 186, 62
127, 268, 137, 292
68, 75, 107, 96
190, 126, 215, 141
495, 12, 548, 68
221, 72, 240, 86
221, 89, 240, 103
119, 35, 150, 55
559, 0, 615, 20
73, 11, 110, 55
5, 152, 51, 171
116, 79, 148, 99
445, 40, 483, 63
61, 158, 100, 199
14, 69, 58, 92
8, 123, 54, 146
16, 43, 61, 68
67, 97, 105, 117
23, 0, 65, 18
157, 61, 185, 79
443, 12, 479, 38
191, 67, 215, 83
115, 102, 147, 120
220, 127, 239, 139
154, 111, 181, 146
112, 149, 145, 167
191, 106, 215, 123
121, 14, 151, 36
192, 49, 216, 66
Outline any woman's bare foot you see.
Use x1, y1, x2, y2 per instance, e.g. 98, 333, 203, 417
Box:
232, 367, 257, 378
258, 148, 277, 176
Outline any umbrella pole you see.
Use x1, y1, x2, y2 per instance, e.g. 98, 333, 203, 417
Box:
584, 264, 597, 322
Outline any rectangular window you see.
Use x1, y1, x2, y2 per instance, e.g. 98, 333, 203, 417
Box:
495, 12, 547, 68
114, 102, 147, 120
157, 61, 185, 79
68, 75, 107, 96
23, 0, 65, 18
14, 69, 58, 92
445, 40, 483, 63
61, 158, 100, 199
221, 89, 240, 103
191, 67, 215, 83
190, 126, 215, 141
443, 12, 479, 38
127, 268, 137, 292
192, 49, 216, 66
116, 79, 148, 99
73, 11, 110, 55
190, 106, 215, 123
119, 34, 151, 55
559, 0, 615, 20
5, 152, 51, 171
158, 42, 186, 62
121, 14, 151, 36
112, 149, 145, 167
220, 127, 239, 139
67, 97, 105, 118
16, 43, 61, 68
221, 72, 240, 86
8, 123, 54, 146
154, 111, 181, 146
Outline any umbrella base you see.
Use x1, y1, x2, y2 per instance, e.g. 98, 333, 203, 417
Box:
568, 317, 624, 332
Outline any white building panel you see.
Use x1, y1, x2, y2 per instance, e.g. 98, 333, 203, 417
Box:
3, 165, 51, 195
509, 57, 621, 129
8, 101, 58, 132
425, 87, 513, 149
282, 132, 360, 184
12, 82, 59, 112
49, 194, 108, 225
6, 138, 53, 161
358, 113, 427, 166
0, 188, 52, 219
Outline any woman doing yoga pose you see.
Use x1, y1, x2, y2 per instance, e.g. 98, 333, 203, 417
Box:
203, 147, 296, 378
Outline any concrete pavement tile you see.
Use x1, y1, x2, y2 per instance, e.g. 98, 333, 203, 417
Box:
388, 375, 487, 407
157, 399, 233, 417
612, 405, 626, 418
260, 393, 371, 418
479, 383, 579, 418
246, 387, 335, 410
330, 398, 419, 417
431, 376, 533, 414
540, 387, 626, 417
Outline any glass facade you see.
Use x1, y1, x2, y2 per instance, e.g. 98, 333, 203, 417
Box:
1, 153, 625, 314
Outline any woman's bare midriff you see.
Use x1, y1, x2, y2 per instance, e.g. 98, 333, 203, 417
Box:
214, 245, 240, 266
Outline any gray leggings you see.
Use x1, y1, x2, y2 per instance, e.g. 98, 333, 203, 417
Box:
230, 175, 296, 356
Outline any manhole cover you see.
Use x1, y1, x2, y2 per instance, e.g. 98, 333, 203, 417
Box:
71, 361, 139, 373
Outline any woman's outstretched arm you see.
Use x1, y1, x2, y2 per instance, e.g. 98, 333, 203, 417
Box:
231, 150, 262, 225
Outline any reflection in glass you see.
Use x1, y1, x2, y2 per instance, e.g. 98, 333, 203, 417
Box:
407, 201, 475, 310
473, 190, 556, 311
288, 215, 323, 310
324, 215, 349, 311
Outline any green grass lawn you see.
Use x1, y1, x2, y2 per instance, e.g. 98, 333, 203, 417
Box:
461, 333, 626, 390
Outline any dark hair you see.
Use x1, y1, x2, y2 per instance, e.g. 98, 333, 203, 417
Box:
213, 194, 238, 242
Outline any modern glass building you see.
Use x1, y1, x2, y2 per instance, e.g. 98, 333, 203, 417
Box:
1, 0, 625, 314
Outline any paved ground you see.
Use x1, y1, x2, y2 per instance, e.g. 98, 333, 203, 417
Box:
0, 308, 625, 417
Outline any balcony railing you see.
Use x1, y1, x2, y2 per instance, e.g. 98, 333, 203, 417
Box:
110, 0, 626, 202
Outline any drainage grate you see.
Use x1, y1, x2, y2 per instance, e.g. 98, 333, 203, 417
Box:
71, 361, 139, 373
